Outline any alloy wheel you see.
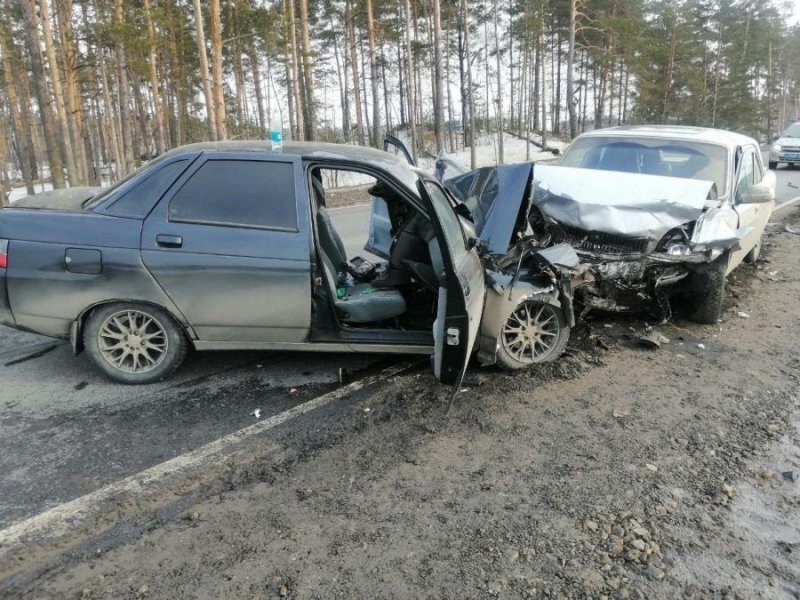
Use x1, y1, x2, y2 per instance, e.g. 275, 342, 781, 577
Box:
501, 302, 561, 364
97, 309, 169, 373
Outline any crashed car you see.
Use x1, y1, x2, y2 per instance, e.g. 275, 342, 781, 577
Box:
0, 140, 579, 385
532, 125, 776, 323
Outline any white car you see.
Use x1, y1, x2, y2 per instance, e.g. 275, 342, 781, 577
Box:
769, 122, 800, 169
538, 125, 776, 323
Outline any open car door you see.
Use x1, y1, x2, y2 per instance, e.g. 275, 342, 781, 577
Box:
417, 178, 486, 386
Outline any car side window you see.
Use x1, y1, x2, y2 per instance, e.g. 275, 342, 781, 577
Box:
735, 150, 756, 202
105, 159, 189, 218
168, 160, 297, 230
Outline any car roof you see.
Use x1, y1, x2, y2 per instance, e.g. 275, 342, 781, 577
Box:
576, 125, 758, 149
164, 140, 420, 192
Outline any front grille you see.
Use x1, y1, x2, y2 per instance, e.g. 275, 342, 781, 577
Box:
782, 146, 800, 153
555, 224, 650, 255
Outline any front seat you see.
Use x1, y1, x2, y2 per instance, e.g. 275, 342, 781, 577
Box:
320, 252, 406, 324
311, 172, 349, 272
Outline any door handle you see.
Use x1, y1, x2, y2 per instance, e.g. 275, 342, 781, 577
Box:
156, 234, 183, 248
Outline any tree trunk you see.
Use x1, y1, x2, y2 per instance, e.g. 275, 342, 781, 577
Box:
39, 0, 80, 185
493, 2, 504, 163
445, 13, 456, 152
164, 0, 184, 145
193, 0, 217, 140
143, 0, 167, 154
365, 0, 381, 147
0, 29, 35, 194
249, 38, 266, 137
298, 0, 315, 139
209, 0, 227, 140
58, 0, 94, 183
404, 0, 417, 161
540, 3, 548, 148
432, 0, 444, 153
566, 0, 577, 138
346, 0, 365, 145
113, 0, 135, 174
462, 0, 475, 168
22, 0, 66, 188
330, 8, 350, 142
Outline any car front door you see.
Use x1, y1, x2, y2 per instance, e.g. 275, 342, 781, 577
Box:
141, 152, 312, 344
417, 178, 485, 386
731, 146, 770, 269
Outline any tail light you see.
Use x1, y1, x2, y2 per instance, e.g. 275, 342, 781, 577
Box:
0, 239, 7, 269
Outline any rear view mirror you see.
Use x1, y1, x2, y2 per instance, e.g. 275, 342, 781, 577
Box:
742, 171, 776, 204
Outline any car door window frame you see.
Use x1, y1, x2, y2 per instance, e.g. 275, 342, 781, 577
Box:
166, 153, 302, 233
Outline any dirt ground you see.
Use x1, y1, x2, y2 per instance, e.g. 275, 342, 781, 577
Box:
8, 210, 800, 599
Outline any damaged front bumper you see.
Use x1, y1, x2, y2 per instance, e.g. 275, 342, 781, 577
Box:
574, 247, 729, 319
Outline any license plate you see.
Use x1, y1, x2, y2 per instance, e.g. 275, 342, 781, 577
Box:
783, 152, 800, 160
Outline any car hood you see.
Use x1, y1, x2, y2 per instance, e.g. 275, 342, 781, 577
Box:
775, 136, 800, 148
530, 165, 715, 242
444, 163, 534, 254
12, 187, 104, 211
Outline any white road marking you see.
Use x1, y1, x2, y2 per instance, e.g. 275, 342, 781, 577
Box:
0, 362, 414, 549
774, 195, 800, 213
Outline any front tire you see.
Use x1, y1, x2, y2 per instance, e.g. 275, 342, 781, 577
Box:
768, 161, 778, 170
689, 255, 728, 324
83, 303, 188, 384
495, 300, 570, 370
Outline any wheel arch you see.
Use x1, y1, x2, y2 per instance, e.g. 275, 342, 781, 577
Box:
477, 281, 562, 366
70, 299, 195, 354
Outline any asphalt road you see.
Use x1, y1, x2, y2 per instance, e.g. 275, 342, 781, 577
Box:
1, 164, 799, 534
771, 163, 800, 206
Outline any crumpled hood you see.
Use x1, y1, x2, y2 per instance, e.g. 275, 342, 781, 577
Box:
531, 165, 715, 242
444, 163, 534, 254
12, 186, 103, 211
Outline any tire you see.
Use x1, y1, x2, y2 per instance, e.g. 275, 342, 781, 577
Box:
744, 235, 762, 264
689, 255, 728, 325
495, 300, 570, 370
768, 161, 778, 170
83, 303, 188, 384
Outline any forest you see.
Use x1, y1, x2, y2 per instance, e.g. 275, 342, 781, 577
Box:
0, 0, 799, 200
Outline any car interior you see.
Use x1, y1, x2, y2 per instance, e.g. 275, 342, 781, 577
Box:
308, 166, 445, 334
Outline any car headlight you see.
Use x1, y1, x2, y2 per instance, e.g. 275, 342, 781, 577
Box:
666, 242, 691, 256
657, 225, 695, 254
771, 142, 781, 152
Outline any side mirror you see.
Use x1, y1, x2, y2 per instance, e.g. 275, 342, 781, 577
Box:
741, 171, 776, 204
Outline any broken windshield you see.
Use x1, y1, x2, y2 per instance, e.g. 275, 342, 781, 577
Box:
560, 137, 728, 197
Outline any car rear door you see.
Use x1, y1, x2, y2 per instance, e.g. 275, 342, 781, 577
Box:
417, 178, 485, 386
141, 152, 313, 344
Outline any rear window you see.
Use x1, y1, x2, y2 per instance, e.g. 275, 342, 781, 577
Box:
105, 159, 189, 218
560, 136, 729, 196
168, 160, 297, 230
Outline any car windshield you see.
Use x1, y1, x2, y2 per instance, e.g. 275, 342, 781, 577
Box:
782, 123, 800, 138
560, 136, 728, 196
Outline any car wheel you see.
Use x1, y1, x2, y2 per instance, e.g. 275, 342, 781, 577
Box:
495, 300, 569, 370
768, 161, 778, 170
83, 303, 188, 384
744, 235, 762, 264
689, 255, 728, 325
